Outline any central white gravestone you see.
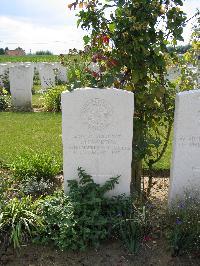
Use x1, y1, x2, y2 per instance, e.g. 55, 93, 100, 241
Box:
9, 65, 34, 110
169, 89, 200, 204
62, 88, 134, 196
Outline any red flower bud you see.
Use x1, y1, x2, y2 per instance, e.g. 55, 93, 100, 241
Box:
92, 71, 99, 78
101, 35, 110, 44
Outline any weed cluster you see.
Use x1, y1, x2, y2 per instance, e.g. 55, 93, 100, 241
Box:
167, 189, 200, 256
43, 85, 68, 112
11, 153, 61, 196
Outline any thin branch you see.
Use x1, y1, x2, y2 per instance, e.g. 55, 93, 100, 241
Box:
151, 121, 172, 166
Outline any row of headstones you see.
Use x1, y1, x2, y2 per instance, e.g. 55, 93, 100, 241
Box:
1, 61, 198, 111
61, 87, 200, 205
0, 62, 68, 110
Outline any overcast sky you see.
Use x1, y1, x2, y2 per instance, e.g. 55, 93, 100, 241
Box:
0, 0, 199, 54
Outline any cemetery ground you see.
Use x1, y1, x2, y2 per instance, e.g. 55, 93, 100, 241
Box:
0, 95, 199, 265
0, 60, 199, 265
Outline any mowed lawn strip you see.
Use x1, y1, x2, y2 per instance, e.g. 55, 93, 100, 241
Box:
0, 55, 59, 63
0, 112, 62, 164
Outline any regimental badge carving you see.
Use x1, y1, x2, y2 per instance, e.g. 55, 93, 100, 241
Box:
81, 98, 113, 130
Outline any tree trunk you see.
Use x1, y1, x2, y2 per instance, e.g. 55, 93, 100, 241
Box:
131, 158, 142, 196
130, 117, 143, 196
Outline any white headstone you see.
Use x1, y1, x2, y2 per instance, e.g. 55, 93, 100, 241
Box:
9, 65, 34, 110
61, 88, 134, 196
0, 64, 8, 87
167, 67, 181, 82
169, 89, 200, 204
57, 65, 68, 83
38, 63, 55, 90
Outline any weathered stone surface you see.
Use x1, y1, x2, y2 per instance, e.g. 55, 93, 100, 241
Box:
53, 63, 68, 83
0, 64, 8, 87
166, 67, 181, 82
169, 89, 200, 204
9, 65, 33, 110
61, 88, 134, 196
38, 63, 55, 90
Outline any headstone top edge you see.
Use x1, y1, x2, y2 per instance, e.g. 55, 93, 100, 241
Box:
177, 89, 200, 97
62, 87, 134, 95
9, 65, 31, 69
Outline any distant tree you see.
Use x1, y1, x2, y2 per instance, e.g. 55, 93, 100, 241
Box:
35, 50, 53, 55
0, 48, 5, 55
167, 44, 192, 54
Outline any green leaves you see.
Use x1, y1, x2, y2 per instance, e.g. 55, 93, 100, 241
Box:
0, 196, 43, 248
83, 35, 90, 45
108, 22, 115, 33
43, 85, 67, 112
11, 153, 61, 182
37, 168, 122, 250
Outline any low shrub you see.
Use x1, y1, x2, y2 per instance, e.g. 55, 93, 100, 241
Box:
36, 168, 148, 252
0, 166, 149, 252
118, 203, 148, 254
18, 177, 54, 197
11, 153, 61, 182
61, 53, 92, 90
43, 85, 68, 112
0, 69, 10, 93
0, 87, 9, 111
11, 153, 61, 195
167, 189, 200, 256
0, 196, 43, 248
37, 168, 121, 250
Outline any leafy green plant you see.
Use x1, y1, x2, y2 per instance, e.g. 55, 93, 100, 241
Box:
167, 189, 200, 256
37, 168, 121, 250
37, 168, 149, 252
43, 85, 68, 112
0, 87, 9, 111
0, 69, 10, 94
0, 196, 43, 248
0, 174, 15, 206
11, 153, 61, 182
35, 191, 77, 249
11, 153, 61, 184
18, 177, 54, 197
118, 204, 148, 254
60, 51, 101, 90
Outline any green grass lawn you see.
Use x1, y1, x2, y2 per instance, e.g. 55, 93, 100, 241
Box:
151, 132, 173, 171
0, 55, 59, 63
0, 111, 173, 171
0, 112, 62, 165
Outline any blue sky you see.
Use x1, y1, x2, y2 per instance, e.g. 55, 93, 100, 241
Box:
0, 0, 199, 54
